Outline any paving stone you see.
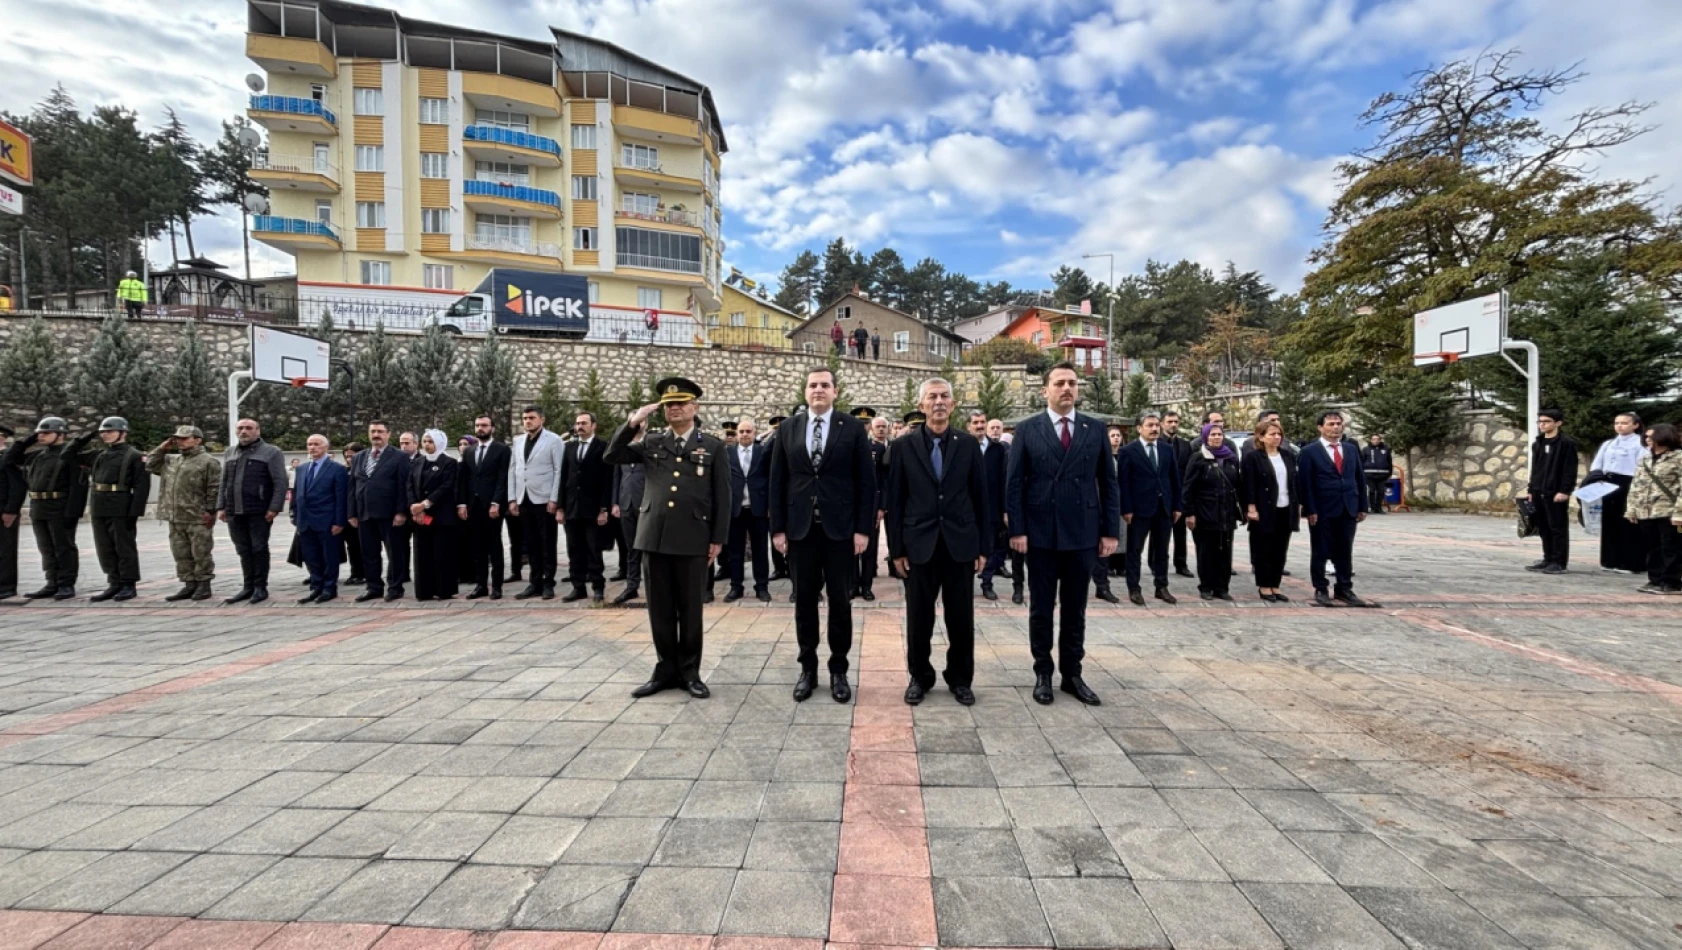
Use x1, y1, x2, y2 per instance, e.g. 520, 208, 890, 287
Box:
988, 754, 1073, 787
296, 811, 424, 859
1132, 754, 1231, 788
678, 781, 766, 820
759, 783, 843, 821
1380, 831, 1561, 892
471, 816, 586, 866
1571, 896, 1682, 950
558, 816, 669, 865
1014, 825, 1129, 878
1034, 878, 1167, 949
915, 726, 985, 754
405, 864, 541, 930
1347, 887, 1527, 950
520, 779, 618, 817
17, 850, 189, 911
773, 749, 847, 783
1195, 827, 1334, 884
296, 773, 409, 810
1287, 831, 1446, 888
367, 776, 476, 812
1161, 788, 1274, 829
1481, 838, 1660, 897
51, 805, 199, 850
1241, 789, 1366, 831
718, 869, 831, 938
928, 828, 1030, 877
998, 786, 1098, 827
918, 753, 996, 787
931, 876, 1053, 947
384, 811, 507, 861
743, 820, 840, 870
300, 858, 456, 924
560, 749, 646, 780
1458, 888, 1643, 950
0, 849, 107, 905
0, 803, 124, 849
1136, 879, 1284, 949
651, 819, 756, 868
442, 776, 547, 814
1079, 787, 1185, 828
203, 857, 366, 921
599, 779, 694, 817
206, 808, 349, 856
1240, 882, 1407, 950
1107, 826, 1230, 882
612, 866, 736, 934
1059, 753, 1150, 786
922, 787, 1011, 828
511, 863, 639, 931
697, 748, 779, 781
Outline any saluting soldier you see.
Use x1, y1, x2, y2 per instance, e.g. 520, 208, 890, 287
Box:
1, 417, 95, 601
851, 406, 885, 601
0, 425, 25, 602
606, 377, 732, 700
148, 425, 223, 602
84, 417, 150, 602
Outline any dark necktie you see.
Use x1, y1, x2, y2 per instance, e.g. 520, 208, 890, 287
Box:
1148, 442, 1158, 470
811, 418, 825, 469
1058, 417, 1071, 451
930, 435, 944, 481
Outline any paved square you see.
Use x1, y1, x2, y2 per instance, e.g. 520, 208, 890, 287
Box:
1, 513, 1681, 947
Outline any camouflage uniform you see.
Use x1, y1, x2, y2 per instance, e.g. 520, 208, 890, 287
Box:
147, 429, 222, 586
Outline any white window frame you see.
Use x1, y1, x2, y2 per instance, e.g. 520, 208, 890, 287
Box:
621, 143, 659, 170
573, 227, 597, 250
418, 97, 448, 125
637, 287, 663, 311
419, 153, 449, 179
420, 208, 450, 234
474, 160, 530, 186
314, 199, 333, 225
354, 145, 384, 172
839, 305, 852, 319
729, 311, 745, 327
571, 176, 597, 200
893, 331, 910, 354
474, 213, 531, 245
476, 109, 529, 131
587, 280, 600, 303
621, 191, 659, 215
355, 201, 386, 228
759, 312, 770, 329
802, 342, 816, 354
360, 260, 391, 285
571, 124, 596, 149
353, 88, 383, 116
309, 83, 327, 103
422, 264, 453, 290
706, 313, 720, 327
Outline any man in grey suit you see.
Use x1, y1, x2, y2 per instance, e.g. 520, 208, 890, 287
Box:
610, 430, 647, 605
507, 405, 565, 600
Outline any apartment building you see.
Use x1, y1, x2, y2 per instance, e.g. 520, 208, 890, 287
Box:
243, 0, 726, 324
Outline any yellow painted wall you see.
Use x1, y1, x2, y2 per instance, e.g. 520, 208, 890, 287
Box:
417, 126, 448, 152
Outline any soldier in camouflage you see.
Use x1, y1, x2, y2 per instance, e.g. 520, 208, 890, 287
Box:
147, 426, 222, 601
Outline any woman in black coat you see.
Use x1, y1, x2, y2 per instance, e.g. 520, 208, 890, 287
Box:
409, 429, 463, 601
1183, 424, 1243, 600
1239, 419, 1300, 602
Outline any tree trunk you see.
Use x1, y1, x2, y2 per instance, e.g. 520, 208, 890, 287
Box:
182, 215, 197, 259
168, 219, 179, 266
242, 213, 251, 281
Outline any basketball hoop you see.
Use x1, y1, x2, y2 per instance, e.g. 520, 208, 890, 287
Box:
1436, 352, 1460, 364
288, 376, 330, 388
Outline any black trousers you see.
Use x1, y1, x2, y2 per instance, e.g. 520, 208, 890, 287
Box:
905, 535, 976, 688
981, 528, 1023, 589
520, 502, 558, 586
91, 515, 140, 585
1366, 475, 1390, 513
790, 532, 855, 676
30, 510, 79, 588
414, 523, 459, 599
564, 519, 606, 591
228, 513, 273, 588
620, 511, 643, 591
855, 519, 881, 592
1249, 528, 1292, 588
468, 510, 505, 590
728, 507, 770, 592
1193, 527, 1234, 595
1172, 517, 1189, 571
1534, 496, 1570, 568
1125, 510, 1172, 590
1308, 514, 1358, 593
645, 552, 708, 683
1601, 476, 1648, 572
1025, 546, 1095, 679
298, 526, 340, 594
341, 524, 363, 579
358, 516, 411, 593
1639, 519, 1682, 588
506, 510, 526, 577
0, 517, 17, 595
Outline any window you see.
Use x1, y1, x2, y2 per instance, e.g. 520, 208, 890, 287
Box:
729, 311, 745, 327
621, 143, 659, 169
893, 331, 910, 353
637, 287, 663, 311
587, 281, 600, 303
474, 160, 529, 186
929, 334, 939, 353
759, 311, 770, 329
571, 124, 596, 149
476, 109, 529, 131
314, 199, 333, 225
312, 142, 330, 172
839, 305, 851, 319
421, 208, 450, 233
420, 153, 449, 179
571, 176, 597, 200
360, 260, 391, 285
802, 342, 816, 354
355, 202, 385, 228
418, 97, 448, 124
422, 264, 453, 290
354, 145, 384, 172
353, 88, 383, 116
573, 227, 597, 250
706, 313, 720, 327
309, 83, 327, 102
621, 192, 659, 215
474, 213, 531, 244
614, 227, 701, 273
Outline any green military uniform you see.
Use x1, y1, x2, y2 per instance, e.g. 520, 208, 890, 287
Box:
0, 420, 95, 598
606, 378, 732, 693
147, 426, 221, 600
84, 419, 151, 600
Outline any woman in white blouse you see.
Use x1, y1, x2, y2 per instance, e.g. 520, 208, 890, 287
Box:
1591, 412, 1650, 574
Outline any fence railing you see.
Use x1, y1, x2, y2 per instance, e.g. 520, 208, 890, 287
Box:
250, 150, 339, 182
615, 251, 702, 274
252, 215, 341, 242
463, 179, 561, 208
463, 124, 562, 157
465, 236, 561, 258
616, 207, 701, 228
248, 94, 337, 127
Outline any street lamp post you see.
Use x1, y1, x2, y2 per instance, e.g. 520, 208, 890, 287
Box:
1082, 252, 1116, 380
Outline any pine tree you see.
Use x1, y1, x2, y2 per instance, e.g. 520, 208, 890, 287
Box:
200, 118, 267, 279
1268, 358, 1323, 445
536, 363, 569, 425
309, 309, 351, 433
1122, 373, 1153, 422
403, 321, 463, 428
775, 250, 821, 314
825, 351, 851, 414
1085, 370, 1120, 417
353, 319, 408, 428
575, 367, 619, 432
460, 332, 518, 435
1353, 369, 1461, 455
897, 377, 918, 420
152, 107, 209, 260
165, 320, 220, 435
0, 316, 70, 416
79, 312, 159, 424
975, 361, 1012, 421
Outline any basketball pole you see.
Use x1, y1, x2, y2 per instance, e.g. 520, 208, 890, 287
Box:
1500, 340, 1540, 445
227, 370, 258, 446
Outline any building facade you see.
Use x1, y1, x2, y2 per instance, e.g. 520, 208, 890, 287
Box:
952, 304, 1029, 345
706, 280, 803, 350
788, 292, 966, 365
244, 0, 725, 326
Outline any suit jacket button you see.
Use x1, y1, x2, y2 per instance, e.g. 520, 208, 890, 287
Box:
668, 501, 675, 508
671, 485, 678, 492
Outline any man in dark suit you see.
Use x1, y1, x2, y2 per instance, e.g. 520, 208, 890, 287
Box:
291, 434, 349, 603
1298, 410, 1379, 608
1119, 410, 1183, 605
558, 411, 613, 604
1161, 411, 1196, 579
724, 418, 772, 602
979, 417, 1022, 603
1005, 362, 1122, 706
771, 367, 875, 703
852, 406, 885, 601
609, 431, 647, 605
0, 424, 28, 602
887, 380, 991, 705
462, 414, 512, 600
765, 414, 790, 582
349, 421, 412, 602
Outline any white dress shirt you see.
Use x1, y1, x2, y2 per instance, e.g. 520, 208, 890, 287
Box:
738, 443, 753, 507
807, 410, 834, 456
1044, 408, 1074, 440
1268, 453, 1290, 507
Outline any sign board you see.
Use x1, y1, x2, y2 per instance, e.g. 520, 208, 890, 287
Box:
1413, 291, 1506, 366
0, 119, 33, 187
251, 325, 331, 389
0, 181, 21, 216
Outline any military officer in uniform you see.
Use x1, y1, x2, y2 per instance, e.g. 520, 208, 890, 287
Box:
851, 406, 886, 601
148, 426, 223, 601
0, 425, 25, 602
1, 417, 95, 600
606, 378, 732, 700
84, 417, 150, 602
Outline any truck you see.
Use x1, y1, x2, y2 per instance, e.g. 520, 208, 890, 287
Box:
437, 270, 590, 337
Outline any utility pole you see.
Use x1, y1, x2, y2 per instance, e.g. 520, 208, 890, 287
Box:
1082, 252, 1116, 379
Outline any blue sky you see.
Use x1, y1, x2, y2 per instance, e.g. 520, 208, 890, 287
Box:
5, 0, 1679, 294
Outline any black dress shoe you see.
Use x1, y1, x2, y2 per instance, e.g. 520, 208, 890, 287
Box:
982, 585, 998, 601
164, 584, 196, 602
347, 576, 365, 586
503, 573, 523, 585
788, 591, 798, 603
1313, 590, 1338, 607
793, 671, 816, 702
1032, 673, 1054, 705
703, 589, 715, 604
831, 674, 852, 704
769, 570, 789, 581
541, 585, 556, 600
1128, 589, 1146, 606
355, 590, 384, 602
1523, 560, 1548, 571
612, 588, 639, 605
951, 685, 976, 706
489, 588, 503, 600
250, 588, 270, 605
1336, 592, 1380, 608
24, 585, 58, 599
1541, 564, 1567, 575
723, 588, 745, 603
111, 584, 138, 601
90, 585, 121, 603
224, 588, 253, 605
297, 592, 321, 604
1096, 587, 1121, 604
1061, 676, 1101, 705
1272, 592, 1290, 603
755, 589, 771, 603
685, 680, 710, 699
609, 571, 628, 582
561, 588, 588, 603
1282, 569, 1292, 576
466, 586, 489, 600
315, 592, 338, 604
861, 589, 875, 601
1011, 588, 1025, 605
383, 588, 402, 602
1155, 587, 1177, 605
904, 680, 926, 705
1201, 590, 1216, 601
52, 586, 76, 601
1215, 591, 1234, 602
631, 680, 670, 698
1176, 566, 1195, 578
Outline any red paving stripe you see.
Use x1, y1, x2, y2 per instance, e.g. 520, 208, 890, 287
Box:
368, 928, 487, 950
485, 935, 602, 949
0, 614, 402, 749
254, 922, 391, 950
1399, 612, 1682, 707
148, 920, 286, 950
0, 911, 88, 950
38, 915, 186, 950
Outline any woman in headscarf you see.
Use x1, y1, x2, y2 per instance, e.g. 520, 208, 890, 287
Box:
1591, 412, 1650, 574
1183, 423, 1243, 600
409, 429, 462, 600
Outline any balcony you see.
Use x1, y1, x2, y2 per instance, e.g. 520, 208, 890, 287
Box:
246, 33, 336, 79
615, 207, 701, 230
252, 215, 341, 251
462, 72, 561, 117
613, 104, 702, 146
247, 150, 339, 193
447, 236, 564, 269
248, 95, 337, 135
462, 125, 562, 167
462, 179, 562, 219
615, 159, 703, 194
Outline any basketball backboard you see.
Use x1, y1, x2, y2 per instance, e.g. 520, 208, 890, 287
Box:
251, 325, 331, 389
1413, 291, 1506, 366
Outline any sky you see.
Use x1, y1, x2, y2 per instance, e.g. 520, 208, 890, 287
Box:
3, 0, 1679, 295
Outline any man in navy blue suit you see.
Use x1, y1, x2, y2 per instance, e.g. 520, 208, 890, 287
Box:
724, 418, 773, 602
1005, 362, 1122, 706
1297, 410, 1380, 608
291, 434, 349, 603
1118, 410, 1183, 605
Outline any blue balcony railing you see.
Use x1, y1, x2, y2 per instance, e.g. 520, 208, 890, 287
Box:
463, 125, 561, 157
248, 95, 338, 127
463, 179, 560, 208
252, 216, 340, 243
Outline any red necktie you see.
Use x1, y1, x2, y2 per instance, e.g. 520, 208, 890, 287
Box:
1059, 418, 1071, 450
1331, 443, 1343, 474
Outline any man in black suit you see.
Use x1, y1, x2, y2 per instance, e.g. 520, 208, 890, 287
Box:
559, 411, 613, 604
724, 418, 773, 602
1090, 424, 1127, 602
349, 421, 413, 602
852, 406, 885, 601
771, 367, 875, 703
1161, 411, 1196, 579
462, 414, 511, 600
1005, 363, 1121, 706
609, 431, 647, 605
765, 414, 790, 582
978, 417, 1021, 603
887, 380, 990, 705
1119, 410, 1183, 605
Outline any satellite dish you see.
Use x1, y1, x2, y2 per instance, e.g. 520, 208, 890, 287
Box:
236, 126, 263, 152
243, 193, 270, 215
245, 73, 266, 93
